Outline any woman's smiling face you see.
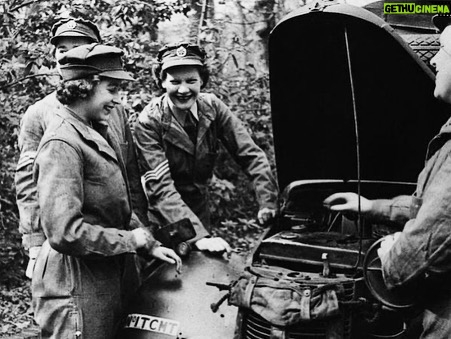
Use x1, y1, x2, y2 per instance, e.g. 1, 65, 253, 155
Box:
85, 77, 122, 122
161, 66, 203, 110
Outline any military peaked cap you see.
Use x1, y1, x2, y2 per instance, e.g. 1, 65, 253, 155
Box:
158, 42, 206, 71
50, 17, 101, 45
58, 43, 134, 81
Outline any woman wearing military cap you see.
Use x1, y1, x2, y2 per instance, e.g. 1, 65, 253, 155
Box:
15, 17, 149, 286
50, 17, 101, 45
134, 42, 279, 254
16, 18, 101, 267
31, 43, 182, 339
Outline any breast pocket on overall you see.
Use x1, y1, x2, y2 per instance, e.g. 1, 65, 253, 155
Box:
84, 156, 127, 206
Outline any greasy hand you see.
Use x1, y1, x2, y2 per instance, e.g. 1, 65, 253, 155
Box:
195, 237, 232, 257
323, 192, 373, 214
150, 246, 182, 274
257, 207, 277, 225
377, 232, 401, 261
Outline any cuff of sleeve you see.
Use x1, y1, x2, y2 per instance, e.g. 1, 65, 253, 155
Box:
22, 232, 46, 250
259, 201, 278, 210
381, 246, 402, 289
368, 199, 393, 221
380, 228, 426, 289
135, 230, 160, 259
148, 239, 160, 253
142, 227, 159, 252
188, 227, 210, 244
184, 215, 210, 244
121, 230, 139, 253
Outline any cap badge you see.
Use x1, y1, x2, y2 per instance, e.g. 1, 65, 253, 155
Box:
176, 46, 187, 57
67, 20, 77, 29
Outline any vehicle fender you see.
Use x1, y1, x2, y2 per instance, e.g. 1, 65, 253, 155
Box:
120, 251, 247, 339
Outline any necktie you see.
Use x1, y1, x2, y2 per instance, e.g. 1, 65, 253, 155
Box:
184, 111, 198, 144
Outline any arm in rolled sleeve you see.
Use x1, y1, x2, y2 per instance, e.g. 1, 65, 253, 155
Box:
381, 153, 451, 288
213, 96, 278, 210
15, 105, 47, 249
35, 139, 147, 258
368, 195, 412, 225
133, 115, 210, 242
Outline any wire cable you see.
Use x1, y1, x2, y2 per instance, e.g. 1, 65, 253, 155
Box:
343, 26, 364, 272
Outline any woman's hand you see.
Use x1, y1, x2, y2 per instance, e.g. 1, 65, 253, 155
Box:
257, 207, 277, 225
195, 237, 232, 257
132, 228, 182, 273
150, 245, 182, 274
323, 192, 373, 214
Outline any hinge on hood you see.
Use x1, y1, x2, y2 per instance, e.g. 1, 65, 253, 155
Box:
309, 0, 339, 12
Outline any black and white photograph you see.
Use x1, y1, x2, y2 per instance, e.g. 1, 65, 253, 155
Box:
1, 0, 451, 338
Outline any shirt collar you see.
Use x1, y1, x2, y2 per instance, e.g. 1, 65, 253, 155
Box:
167, 97, 199, 125
64, 105, 92, 127
64, 105, 111, 140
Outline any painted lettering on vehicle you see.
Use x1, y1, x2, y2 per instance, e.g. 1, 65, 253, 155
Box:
124, 313, 180, 336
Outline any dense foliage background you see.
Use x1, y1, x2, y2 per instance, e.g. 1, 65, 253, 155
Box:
0, 0, 296, 334
0, 0, 297, 290
0, 0, 388, 336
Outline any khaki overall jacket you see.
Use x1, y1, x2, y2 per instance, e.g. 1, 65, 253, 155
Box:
32, 107, 149, 339
15, 92, 148, 250
134, 93, 278, 241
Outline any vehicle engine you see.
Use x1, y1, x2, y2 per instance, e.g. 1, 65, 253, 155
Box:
230, 181, 413, 338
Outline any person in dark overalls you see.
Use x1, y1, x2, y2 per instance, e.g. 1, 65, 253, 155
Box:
134, 43, 279, 254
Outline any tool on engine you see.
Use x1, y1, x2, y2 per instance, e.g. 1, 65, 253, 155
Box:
206, 282, 232, 313
321, 253, 331, 277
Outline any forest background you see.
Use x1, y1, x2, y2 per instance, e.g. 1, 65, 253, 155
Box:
0, 0, 373, 336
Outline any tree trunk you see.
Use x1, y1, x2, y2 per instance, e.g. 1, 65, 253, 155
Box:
233, 0, 248, 65
254, 0, 277, 66
188, 0, 215, 43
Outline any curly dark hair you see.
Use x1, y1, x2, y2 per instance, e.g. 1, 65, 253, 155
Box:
56, 76, 100, 105
152, 63, 210, 90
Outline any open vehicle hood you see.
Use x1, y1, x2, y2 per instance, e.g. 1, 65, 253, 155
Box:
269, 2, 449, 191
363, 0, 439, 33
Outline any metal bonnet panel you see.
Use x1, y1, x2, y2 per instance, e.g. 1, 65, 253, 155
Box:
269, 3, 449, 191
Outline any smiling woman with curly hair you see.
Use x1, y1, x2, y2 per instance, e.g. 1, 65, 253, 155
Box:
56, 76, 99, 105
31, 43, 181, 339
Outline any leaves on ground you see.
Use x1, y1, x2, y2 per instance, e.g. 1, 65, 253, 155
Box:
0, 280, 36, 338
